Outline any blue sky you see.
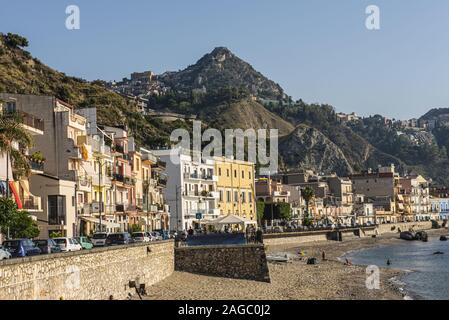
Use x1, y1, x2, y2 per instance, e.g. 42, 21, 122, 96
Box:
1, 0, 449, 119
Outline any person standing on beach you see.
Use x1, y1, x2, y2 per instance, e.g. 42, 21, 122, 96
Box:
322, 251, 326, 261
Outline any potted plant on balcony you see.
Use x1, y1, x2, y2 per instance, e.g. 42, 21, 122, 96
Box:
201, 190, 209, 197
30, 151, 46, 164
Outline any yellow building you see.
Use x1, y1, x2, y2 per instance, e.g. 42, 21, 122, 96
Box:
214, 157, 256, 223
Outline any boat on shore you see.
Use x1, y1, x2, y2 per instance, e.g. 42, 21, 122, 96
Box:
440, 236, 448, 242
400, 231, 428, 242
400, 231, 415, 241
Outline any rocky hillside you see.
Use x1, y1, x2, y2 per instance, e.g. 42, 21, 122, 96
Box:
158, 47, 285, 100
199, 98, 295, 136
279, 125, 353, 174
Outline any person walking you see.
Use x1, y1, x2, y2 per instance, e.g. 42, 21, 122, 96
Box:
255, 228, 264, 244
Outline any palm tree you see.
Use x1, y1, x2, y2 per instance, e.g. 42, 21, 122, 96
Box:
301, 187, 315, 220
0, 111, 33, 194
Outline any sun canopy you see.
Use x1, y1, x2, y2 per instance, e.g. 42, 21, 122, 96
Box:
205, 214, 257, 227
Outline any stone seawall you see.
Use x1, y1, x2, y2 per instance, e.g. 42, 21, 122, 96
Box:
175, 244, 270, 283
0, 241, 174, 300
263, 222, 434, 246
376, 221, 432, 234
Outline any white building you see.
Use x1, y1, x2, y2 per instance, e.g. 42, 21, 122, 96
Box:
152, 148, 220, 231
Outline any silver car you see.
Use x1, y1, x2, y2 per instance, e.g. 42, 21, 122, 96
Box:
0, 246, 12, 260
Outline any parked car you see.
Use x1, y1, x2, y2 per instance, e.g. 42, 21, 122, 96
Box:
33, 239, 62, 254
0, 246, 11, 260
132, 232, 150, 243
2, 239, 41, 258
75, 236, 94, 250
150, 231, 163, 241
91, 232, 109, 247
53, 238, 82, 252
71, 238, 83, 251
159, 230, 170, 240
105, 233, 134, 246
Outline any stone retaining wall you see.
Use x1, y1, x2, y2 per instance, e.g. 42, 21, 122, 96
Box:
175, 244, 270, 283
0, 241, 174, 300
263, 222, 435, 246
376, 221, 432, 234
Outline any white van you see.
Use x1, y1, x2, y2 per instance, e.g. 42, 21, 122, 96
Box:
53, 238, 82, 252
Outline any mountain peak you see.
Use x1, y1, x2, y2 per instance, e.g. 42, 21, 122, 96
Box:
159, 47, 284, 100
209, 46, 233, 57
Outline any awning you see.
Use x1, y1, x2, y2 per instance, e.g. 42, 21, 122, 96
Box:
79, 216, 120, 228
205, 214, 257, 227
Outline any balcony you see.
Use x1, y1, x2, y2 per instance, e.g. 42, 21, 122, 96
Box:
28, 158, 44, 173
273, 191, 290, 197
113, 174, 134, 185
77, 176, 91, 191
115, 203, 137, 212
183, 190, 200, 197
184, 173, 218, 182
16, 111, 44, 135
202, 191, 220, 199
22, 196, 42, 212
69, 113, 87, 131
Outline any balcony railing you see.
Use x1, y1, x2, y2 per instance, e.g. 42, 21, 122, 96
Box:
22, 196, 41, 211
18, 111, 44, 132
28, 158, 44, 172
115, 203, 137, 212
113, 174, 134, 185
184, 173, 216, 181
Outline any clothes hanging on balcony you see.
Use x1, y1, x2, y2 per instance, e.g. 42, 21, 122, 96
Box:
80, 144, 89, 161
0, 181, 6, 196
9, 181, 22, 209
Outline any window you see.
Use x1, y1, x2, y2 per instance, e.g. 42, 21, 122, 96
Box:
249, 171, 252, 180
48, 195, 66, 225
227, 169, 230, 177
242, 192, 246, 203
249, 192, 252, 201
219, 190, 223, 202
226, 191, 231, 202
242, 171, 245, 179
6, 101, 16, 113
234, 191, 239, 203
234, 170, 237, 178
219, 168, 222, 176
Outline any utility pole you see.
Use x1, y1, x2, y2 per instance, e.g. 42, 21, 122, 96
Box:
269, 171, 274, 228
97, 157, 103, 233
175, 185, 179, 231
5, 151, 10, 198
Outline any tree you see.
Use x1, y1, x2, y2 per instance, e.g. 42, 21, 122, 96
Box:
0, 198, 39, 239
49, 231, 63, 239
8, 210, 39, 239
301, 187, 315, 220
129, 224, 142, 233
256, 200, 266, 224
2, 33, 29, 49
0, 111, 33, 179
0, 197, 16, 236
276, 202, 292, 221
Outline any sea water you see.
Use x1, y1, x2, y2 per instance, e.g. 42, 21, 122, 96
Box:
345, 237, 449, 300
